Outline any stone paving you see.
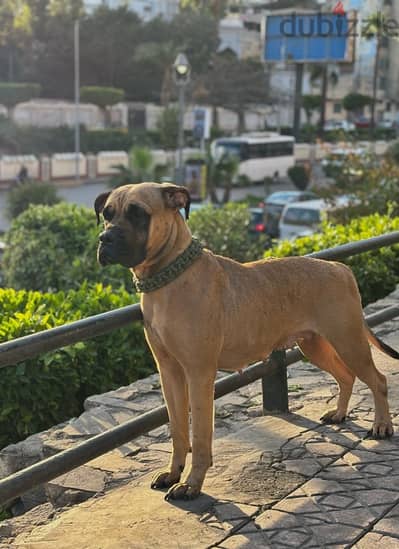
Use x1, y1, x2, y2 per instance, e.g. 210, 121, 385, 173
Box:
0, 288, 399, 548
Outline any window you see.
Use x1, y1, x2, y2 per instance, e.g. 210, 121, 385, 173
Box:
283, 207, 321, 226
333, 102, 342, 113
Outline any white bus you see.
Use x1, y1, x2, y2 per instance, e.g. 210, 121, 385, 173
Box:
211, 132, 295, 184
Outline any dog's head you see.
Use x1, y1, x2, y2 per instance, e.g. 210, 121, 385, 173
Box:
94, 182, 191, 268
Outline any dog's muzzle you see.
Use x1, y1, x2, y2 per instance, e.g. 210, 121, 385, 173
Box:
97, 227, 125, 266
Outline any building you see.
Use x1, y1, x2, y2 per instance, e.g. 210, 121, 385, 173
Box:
84, 0, 179, 21
225, 0, 397, 126
219, 13, 262, 58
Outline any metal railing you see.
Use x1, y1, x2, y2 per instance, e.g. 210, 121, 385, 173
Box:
0, 231, 399, 507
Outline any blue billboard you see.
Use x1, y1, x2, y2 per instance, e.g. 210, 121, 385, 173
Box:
264, 12, 354, 63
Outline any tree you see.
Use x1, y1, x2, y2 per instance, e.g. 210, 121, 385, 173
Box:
361, 12, 387, 134
0, 82, 41, 118
302, 95, 322, 125
287, 165, 310, 191
80, 86, 124, 127
309, 64, 339, 133
194, 54, 269, 132
47, 0, 84, 18
0, 1, 33, 81
157, 107, 179, 150
6, 180, 60, 219
342, 93, 373, 116
180, 0, 228, 19
133, 42, 177, 106
129, 147, 154, 181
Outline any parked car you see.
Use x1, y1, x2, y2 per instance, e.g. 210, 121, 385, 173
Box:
278, 196, 352, 241
324, 120, 355, 132
248, 207, 267, 237
264, 190, 317, 238
377, 119, 397, 130
354, 116, 371, 129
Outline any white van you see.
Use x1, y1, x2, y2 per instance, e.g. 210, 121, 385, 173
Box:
279, 197, 351, 241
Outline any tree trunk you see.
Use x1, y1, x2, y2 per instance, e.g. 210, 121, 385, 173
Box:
237, 108, 245, 133
318, 64, 328, 137
370, 36, 380, 138
8, 45, 14, 82
212, 105, 219, 131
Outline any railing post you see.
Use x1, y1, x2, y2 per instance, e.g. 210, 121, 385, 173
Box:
262, 350, 289, 413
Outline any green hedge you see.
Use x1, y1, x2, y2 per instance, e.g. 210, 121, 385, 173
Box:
0, 284, 154, 449
264, 213, 399, 306
188, 203, 267, 262
2, 202, 133, 292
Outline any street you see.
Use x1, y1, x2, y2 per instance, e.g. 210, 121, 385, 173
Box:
0, 179, 296, 234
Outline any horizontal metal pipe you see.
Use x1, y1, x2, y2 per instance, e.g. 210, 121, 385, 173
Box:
1, 231, 399, 369
307, 231, 399, 261
1, 304, 397, 506
0, 304, 143, 369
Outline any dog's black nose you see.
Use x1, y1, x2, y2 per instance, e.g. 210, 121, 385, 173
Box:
99, 230, 114, 244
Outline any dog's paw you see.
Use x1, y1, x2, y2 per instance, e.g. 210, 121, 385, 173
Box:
365, 421, 394, 439
151, 470, 181, 490
164, 482, 200, 501
320, 409, 346, 424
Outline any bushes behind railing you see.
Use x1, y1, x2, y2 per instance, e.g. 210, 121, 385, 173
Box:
2, 203, 133, 292
264, 213, 399, 305
0, 284, 154, 448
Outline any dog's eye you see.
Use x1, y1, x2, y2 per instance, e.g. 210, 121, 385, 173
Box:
103, 206, 113, 222
127, 204, 150, 228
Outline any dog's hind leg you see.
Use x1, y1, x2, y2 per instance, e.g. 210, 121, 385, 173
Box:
298, 333, 356, 424
323, 327, 393, 438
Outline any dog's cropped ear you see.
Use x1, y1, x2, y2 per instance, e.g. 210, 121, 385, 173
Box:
161, 184, 191, 220
94, 191, 111, 225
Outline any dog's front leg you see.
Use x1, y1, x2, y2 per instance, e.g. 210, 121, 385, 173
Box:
166, 374, 215, 501
151, 358, 190, 490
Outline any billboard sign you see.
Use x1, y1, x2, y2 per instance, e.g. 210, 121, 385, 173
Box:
264, 11, 355, 64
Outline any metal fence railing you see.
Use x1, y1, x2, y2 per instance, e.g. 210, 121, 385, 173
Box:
0, 231, 399, 507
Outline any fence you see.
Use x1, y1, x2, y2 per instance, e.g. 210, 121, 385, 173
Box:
0, 231, 399, 506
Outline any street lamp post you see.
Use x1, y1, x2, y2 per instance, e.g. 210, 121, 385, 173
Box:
173, 53, 191, 185
74, 19, 80, 182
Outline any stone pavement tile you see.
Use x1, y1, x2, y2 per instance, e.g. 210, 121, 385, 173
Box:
329, 508, 379, 528
304, 441, 346, 458
255, 509, 303, 530
354, 532, 399, 548
317, 463, 368, 482
385, 503, 399, 517
278, 458, 322, 476
48, 466, 106, 493
215, 532, 272, 548
301, 478, 346, 496
87, 451, 138, 472
373, 515, 399, 537
315, 493, 364, 510
353, 489, 399, 508
310, 524, 364, 547
212, 502, 259, 522
269, 527, 314, 547
274, 495, 321, 514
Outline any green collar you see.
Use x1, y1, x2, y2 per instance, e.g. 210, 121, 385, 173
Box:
132, 238, 203, 293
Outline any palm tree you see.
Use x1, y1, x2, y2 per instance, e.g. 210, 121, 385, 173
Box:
362, 12, 387, 134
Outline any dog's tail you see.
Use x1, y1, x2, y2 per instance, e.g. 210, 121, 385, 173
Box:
366, 324, 399, 360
